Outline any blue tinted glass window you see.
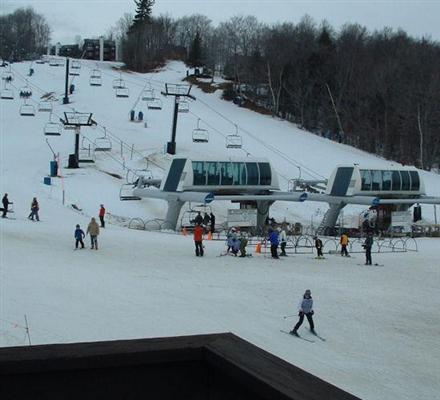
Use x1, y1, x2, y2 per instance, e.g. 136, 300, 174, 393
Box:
239, 163, 247, 185
410, 171, 420, 191
401, 171, 410, 190
192, 161, 206, 185
361, 170, 371, 191
392, 171, 401, 190
258, 163, 271, 185
207, 162, 220, 185
246, 163, 259, 185
382, 171, 392, 190
220, 162, 233, 185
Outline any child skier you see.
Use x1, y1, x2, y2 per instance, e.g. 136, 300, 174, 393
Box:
74, 224, 85, 249
290, 289, 315, 336
314, 236, 324, 258
193, 223, 204, 257
340, 233, 349, 256
28, 197, 40, 221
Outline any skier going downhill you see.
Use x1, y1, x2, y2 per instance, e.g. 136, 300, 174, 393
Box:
290, 289, 315, 336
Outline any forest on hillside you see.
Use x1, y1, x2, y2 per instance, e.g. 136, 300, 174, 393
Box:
113, 1, 439, 170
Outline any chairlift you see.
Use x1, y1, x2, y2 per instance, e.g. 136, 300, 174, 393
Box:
192, 119, 209, 143
79, 141, 95, 163
19, 83, 32, 98
69, 69, 80, 76
178, 99, 189, 113
94, 137, 112, 152
89, 76, 102, 86
19, 100, 36, 116
112, 74, 125, 89
91, 69, 101, 79
1, 71, 13, 82
119, 183, 141, 201
115, 87, 129, 98
142, 88, 155, 101
71, 60, 81, 69
147, 98, 162, 110
1, 86, 14, 100
126, 169, 153, 184
44, 122, 62, 136
226, 125, 242, 149
38, 100, 53, 112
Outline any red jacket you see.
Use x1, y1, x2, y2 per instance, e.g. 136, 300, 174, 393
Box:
193, 226, 204, 241
99, 207, 105, 217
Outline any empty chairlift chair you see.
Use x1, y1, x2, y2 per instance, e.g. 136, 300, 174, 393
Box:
44, 122, 62, 136
225, 125, 242, 149
192, 119, 209, 143
89, 69, 102, 86
178, 99, 189, 113
147, 98, 162, 110
141, 88, 155, 101
115, 87, 129, 98
71, 60, 81, 70
112, 74, 125, 89
38, 100, 53, 112
1, 84, 14, 100
94, 137, 112, 152
19, 99, 36, 116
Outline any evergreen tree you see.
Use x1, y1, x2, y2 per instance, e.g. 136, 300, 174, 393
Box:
188, 31, 203, 67
131, 0, 154, 31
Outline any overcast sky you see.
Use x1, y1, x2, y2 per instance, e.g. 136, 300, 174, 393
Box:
1, 0, 439, 43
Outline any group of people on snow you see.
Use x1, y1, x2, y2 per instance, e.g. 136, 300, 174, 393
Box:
74, 205, 106, 250
192, 211, 215, 234
2, 193, 40, 221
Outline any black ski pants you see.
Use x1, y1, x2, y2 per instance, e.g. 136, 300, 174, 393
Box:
270, 244, 279, 259
316, 247, 323, 257
293, 312, 314, 332
341, 244, 348, 256
365, 247, 372, 265
75, 239, 84, 249
99, 216, 105, 228
280, 242, 287, 256
195, 241, 204, 257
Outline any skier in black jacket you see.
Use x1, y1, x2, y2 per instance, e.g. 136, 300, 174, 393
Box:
363, 233, 373, 265
314, 236, 324, 258
2, 193, 12, 218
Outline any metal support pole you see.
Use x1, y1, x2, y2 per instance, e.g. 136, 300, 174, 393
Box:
63, 58, 70, 104
167, 96, 179, 155
74, 126, 80, 164
434, 205, 438, 225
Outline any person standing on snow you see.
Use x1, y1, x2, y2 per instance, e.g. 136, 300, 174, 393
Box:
28, 197, 40, 221
99, 204, 106, 228
279, 226, 287, 256
363, 232, 373, 265
290, 289, 315, 336
203, 212, 210, 226
74, 224, 85, 249
87, 217, 100, 250
193, 211, 203, 226
210, 212, 216, 233
268, 227, 280, 259
193, 222, 204, 257
314, 236, 324, 258
1, 193, 12, 218
239, 233, 248, 257
340, 233, 349, 257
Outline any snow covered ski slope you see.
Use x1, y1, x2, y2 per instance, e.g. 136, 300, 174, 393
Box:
1, 59, 440, 400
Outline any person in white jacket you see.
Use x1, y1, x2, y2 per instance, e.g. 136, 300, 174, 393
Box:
279, 227, 287, 256
290, 289, 315, 335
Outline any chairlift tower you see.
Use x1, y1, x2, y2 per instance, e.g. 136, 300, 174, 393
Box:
60, 112, 96, 168
162, 83, 195, 155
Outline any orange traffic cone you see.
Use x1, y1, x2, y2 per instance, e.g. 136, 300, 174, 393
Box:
207, 231, 212, 240
255, 242, 262, 254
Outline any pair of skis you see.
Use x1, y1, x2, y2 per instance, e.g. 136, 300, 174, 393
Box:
280, 329, 326, 343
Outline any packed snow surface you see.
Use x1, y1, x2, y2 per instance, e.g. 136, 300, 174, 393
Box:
1, 59, 439, 400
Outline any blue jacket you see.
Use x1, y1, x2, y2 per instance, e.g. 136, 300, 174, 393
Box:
268, 231, 279, 246
74, 228, 85, 240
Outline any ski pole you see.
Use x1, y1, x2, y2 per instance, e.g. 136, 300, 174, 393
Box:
283, 314, 297, 319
